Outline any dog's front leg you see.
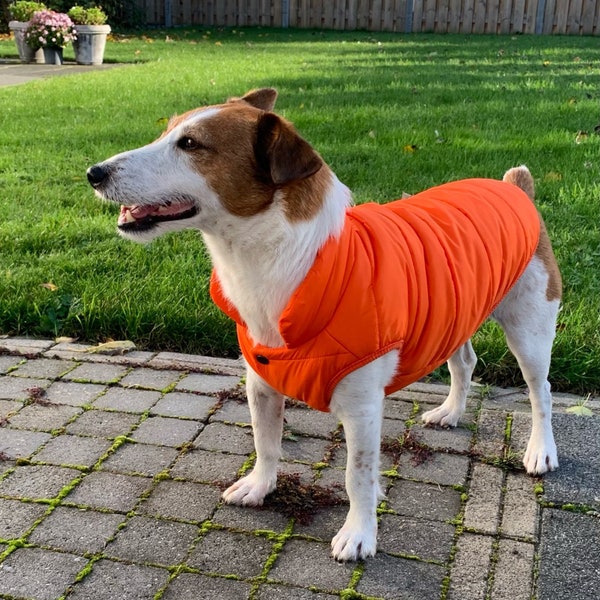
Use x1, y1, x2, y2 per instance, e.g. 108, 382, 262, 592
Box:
222, 367, 284, 506
329, 352, 398, 561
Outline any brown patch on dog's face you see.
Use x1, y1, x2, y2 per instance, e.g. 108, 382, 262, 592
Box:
163, 94, 326, 222
536, 219, 562, 302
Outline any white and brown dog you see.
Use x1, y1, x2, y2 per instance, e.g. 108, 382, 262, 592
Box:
87, 89, 561, 561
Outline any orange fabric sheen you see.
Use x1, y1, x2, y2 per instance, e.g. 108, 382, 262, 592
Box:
210, 178, 541, 412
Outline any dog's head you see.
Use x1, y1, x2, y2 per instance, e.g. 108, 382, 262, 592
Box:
87, 88, 324, 242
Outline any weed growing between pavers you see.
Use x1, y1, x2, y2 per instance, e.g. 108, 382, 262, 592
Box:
381, 429, 433, 466
25, 385, 52, 406
261, 472, 347, 525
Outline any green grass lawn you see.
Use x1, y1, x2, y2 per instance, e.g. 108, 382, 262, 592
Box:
0, 28, 598, 393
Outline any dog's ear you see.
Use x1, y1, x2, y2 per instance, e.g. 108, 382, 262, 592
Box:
231, 88, 278, 112
255, 112, 323, 186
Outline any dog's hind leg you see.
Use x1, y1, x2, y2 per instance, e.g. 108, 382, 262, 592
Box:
422, 340, 477, 427
222, 367, 284, 506
329, 350, 399, 561
492, 255, 560, 475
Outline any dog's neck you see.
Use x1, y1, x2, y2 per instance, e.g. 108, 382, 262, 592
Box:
202, 169, 352, 347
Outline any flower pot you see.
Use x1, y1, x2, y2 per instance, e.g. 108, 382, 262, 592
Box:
8, 20, 45, 63
42, 45, 64, 65
73, 24, 111, 65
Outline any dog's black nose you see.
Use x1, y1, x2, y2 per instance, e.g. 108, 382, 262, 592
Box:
87, 164, 109, 188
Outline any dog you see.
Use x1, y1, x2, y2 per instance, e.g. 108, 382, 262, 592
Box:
87, 88, 561, 561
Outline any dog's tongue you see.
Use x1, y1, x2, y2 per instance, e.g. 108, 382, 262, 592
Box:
118, 203, 191, 225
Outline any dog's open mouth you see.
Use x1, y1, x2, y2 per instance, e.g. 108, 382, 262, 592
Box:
117, 200, 197, 231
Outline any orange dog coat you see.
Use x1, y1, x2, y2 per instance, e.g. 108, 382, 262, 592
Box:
211, 178, 540, 412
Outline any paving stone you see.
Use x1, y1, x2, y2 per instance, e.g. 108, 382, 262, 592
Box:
0, 498, 47, 539
268, 539, 354, 590
149, 352, 244, 376
213, 504, 291, 534
211, 398, 252, 424
0, 337, 55, 355
66, 409, 141, 438
0, 428, 51, 458
105, 515, 198, 565
357, 552, 446, 600
120, 367, 182, 391
386, 479, 462, 521
161, 572, 252, 600
410, 422, 473, 453
383, 397, 414, 421
33, 434, 112, 468
500, 472, 539, 539
0, 547, 86, 600
0, 375, 51, 400
381, 417, 407, 439
139, 480, 221, 522
170, 449, 246, 484
446, 532, 493, 600
283, 407, 339, 439
282, 436, 329, 463
473, 409, 507, 459
398, 451, 470, 486
176, 373, 241, 394
132, 415, 203, 447
490, 539, 534, 600
46, 343, 154, 366
292, 504, 350, 541
508, 410, 531, 460
62, 362, 129, 384
0, 399, 20, 418
93, 387, 161, 413
8, 403, 82, 431
188, 529, 272, 577
195, 422, 255, 454
256, 585, 338, 599
11, 358, 76, 379
0, 355, 22, 373
67, 559, 169, 600
45, 381, 106, 406
65, 471, 153, 512
537, 509, 600, 600
542, 413, 600, 508
378, 514, 455, 561
0, 464, 80, 500
101, 442, 179, 476
463, 463, 504, 534
150, 391, 215, 420
28, 506, 125, 554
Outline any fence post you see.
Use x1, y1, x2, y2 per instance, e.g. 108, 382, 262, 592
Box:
164, 0, 172, 27
535, 0, 546, 34
281, 0, 289, 27
405, 0, 413, 32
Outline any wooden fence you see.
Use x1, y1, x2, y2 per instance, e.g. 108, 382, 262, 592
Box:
139, 0, 600, 35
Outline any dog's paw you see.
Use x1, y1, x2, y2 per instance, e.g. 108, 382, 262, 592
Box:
331, 523, 377, 562
222, 471, 276, 506
421, 404, 460, 428
523, 435, 558, 475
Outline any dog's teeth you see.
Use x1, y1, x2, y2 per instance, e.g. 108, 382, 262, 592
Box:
119, 206, 136, 224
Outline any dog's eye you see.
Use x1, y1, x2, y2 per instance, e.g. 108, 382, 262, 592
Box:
177, 136, 200, 151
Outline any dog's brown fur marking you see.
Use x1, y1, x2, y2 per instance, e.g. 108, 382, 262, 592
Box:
536, 220, 562, 302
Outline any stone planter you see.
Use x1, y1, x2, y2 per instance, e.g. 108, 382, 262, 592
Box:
42, 45, 64, 65
8, 20, 44, 63
72, 24, 111, 65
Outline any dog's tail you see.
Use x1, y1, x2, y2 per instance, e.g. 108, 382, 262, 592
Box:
503, 165, 535, 201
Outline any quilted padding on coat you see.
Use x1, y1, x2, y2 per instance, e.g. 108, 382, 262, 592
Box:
210, 178, 541, 412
